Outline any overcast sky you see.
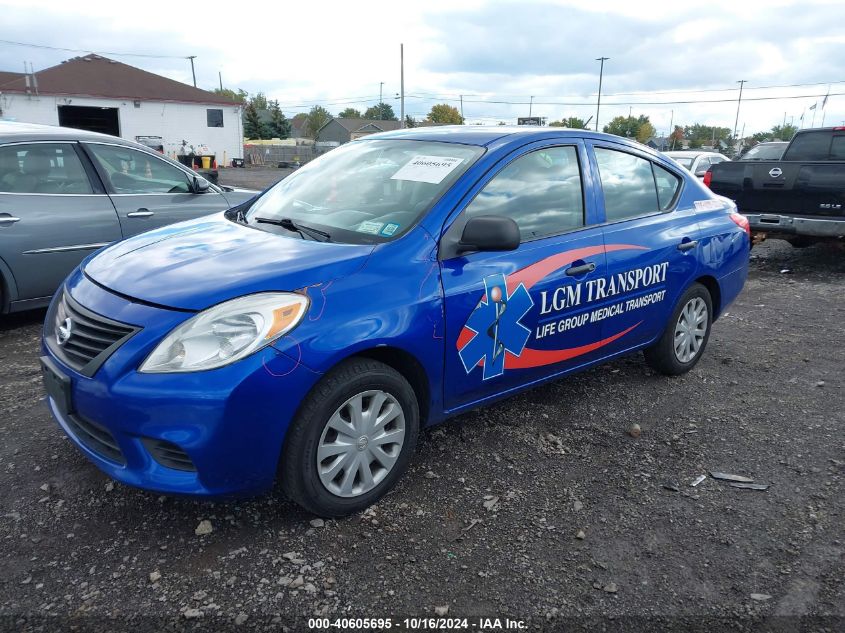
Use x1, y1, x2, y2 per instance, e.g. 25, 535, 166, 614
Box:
2, 0, 844, 136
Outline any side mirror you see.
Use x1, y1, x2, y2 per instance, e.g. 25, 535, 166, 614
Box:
193, 176, 210, 193
694, 167, 708, 177
458, 215, 520, 254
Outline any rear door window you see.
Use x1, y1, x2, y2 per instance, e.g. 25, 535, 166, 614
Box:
0, 143, 93, 194
594, 147, 660, 222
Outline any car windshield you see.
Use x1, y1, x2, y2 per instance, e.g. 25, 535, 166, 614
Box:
740, 143, 787, 160
667, 155, 694, 169
245, 139, 483, 244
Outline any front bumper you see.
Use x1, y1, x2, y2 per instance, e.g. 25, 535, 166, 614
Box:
42, 271, 322, 498
746, 213, 845, 238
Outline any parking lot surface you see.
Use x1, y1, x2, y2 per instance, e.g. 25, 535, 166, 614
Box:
0, 241, 842, 631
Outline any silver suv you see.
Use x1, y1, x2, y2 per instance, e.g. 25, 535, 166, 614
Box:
0, 121, 255, 314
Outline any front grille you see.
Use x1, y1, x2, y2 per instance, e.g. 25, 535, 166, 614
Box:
49, 291, 138, 377
142, 438, 196, 472
66, 414, 125, 464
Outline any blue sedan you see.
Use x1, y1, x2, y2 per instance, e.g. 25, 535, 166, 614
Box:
40, 127, 749, 516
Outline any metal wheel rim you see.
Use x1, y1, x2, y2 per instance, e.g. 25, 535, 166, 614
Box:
673, 296, 708, 363
316, 389, 406, 498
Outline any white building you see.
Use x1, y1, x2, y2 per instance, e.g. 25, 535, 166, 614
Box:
0, 55, 243, 163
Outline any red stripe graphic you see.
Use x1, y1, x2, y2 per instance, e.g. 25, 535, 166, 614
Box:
506, 243, 647, 293
504, 322, 640, 369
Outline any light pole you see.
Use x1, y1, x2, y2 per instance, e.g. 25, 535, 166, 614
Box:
733, 79, 746, 141
529, 95, 534, 118
595, 57, 609, 132
400, 44, 405, 128
379, 82, 384, 120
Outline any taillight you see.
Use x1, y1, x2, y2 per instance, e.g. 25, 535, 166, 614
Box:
703, 169, 713, 188
730, 212, 751, 240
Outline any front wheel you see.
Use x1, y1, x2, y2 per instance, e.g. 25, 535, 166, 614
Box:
280, 358, 419, 517
644, 283, 713, 376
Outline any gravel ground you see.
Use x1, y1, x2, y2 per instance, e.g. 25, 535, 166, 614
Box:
0, 240, 842, 632
218, 166, 294, 191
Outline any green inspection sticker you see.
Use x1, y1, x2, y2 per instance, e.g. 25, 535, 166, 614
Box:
381, 223, 400, 236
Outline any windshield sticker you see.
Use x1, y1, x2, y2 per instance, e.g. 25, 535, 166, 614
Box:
381, 223, 400, 236
694, 199, 725, 211
357, 220, 384, 235
391, 155, 464, 184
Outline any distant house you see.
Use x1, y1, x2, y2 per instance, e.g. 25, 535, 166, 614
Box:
0, 55, 243, 161
316, 117, 402, 145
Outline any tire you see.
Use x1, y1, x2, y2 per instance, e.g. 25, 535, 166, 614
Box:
644, 283, 713, 376
280, 357, 420, 517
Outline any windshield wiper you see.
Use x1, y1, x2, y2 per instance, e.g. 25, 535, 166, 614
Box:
254, 217, 331, 242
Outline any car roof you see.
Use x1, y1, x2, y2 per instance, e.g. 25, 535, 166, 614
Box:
0, 120, 140, 146
362, 125, 642, 148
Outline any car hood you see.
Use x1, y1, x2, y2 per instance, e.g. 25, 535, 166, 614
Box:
84, 214, 374, 311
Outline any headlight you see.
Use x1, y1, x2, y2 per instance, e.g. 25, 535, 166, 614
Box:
139, 293, 308, 373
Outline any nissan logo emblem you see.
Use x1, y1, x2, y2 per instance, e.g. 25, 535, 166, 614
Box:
769, 167, 783, 178
57, 317, 73, 346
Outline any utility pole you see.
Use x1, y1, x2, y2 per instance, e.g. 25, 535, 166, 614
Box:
218, 71, 223, 92
460, 95, 464, 122
733, 79, 746, 141
595, 57, 609, 132
379, 82, 384, 119
400, 44, 405, 128
782, 111, 787, 129
188, 56, 197, 88
668, 109, 674, 149
529, 95, 534, 118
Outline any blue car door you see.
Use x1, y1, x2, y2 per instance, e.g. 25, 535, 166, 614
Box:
585, 141, 701, 356
440, 141, 609, 412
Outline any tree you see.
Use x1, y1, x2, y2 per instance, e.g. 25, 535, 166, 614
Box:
665, 125, 684, 149
243, 103, 268, 140
363, 102, 397, 120
636, 120, 656, 143
770, 124, 798, 141
249, 92, 269, 111
683, 124, 731, 148
603, 115, 653, 139
267, 100, 290, 139
549, 116, 588, 129
338, 107, 362, 118
305, 105, 332, 138
426, 103, 463, 125
211, 87, 248, 103
404, 115, 417, 128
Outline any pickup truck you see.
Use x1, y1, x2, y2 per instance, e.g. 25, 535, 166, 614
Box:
707, 127, 845, 245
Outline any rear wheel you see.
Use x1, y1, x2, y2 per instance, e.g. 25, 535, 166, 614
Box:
280, 358, 419, 517
644, 283, 713, 376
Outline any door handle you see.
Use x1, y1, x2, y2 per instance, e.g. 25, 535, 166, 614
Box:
0, 215, 21, 226
677, 240, 699, 252
127, 209, 155, 218
565, 262, 597, 276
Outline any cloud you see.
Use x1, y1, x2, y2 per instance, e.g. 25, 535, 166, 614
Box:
1, 0, 844, 133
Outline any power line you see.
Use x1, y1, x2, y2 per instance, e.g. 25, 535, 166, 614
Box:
0, 38, 190, 59
404, 91, 843, 107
